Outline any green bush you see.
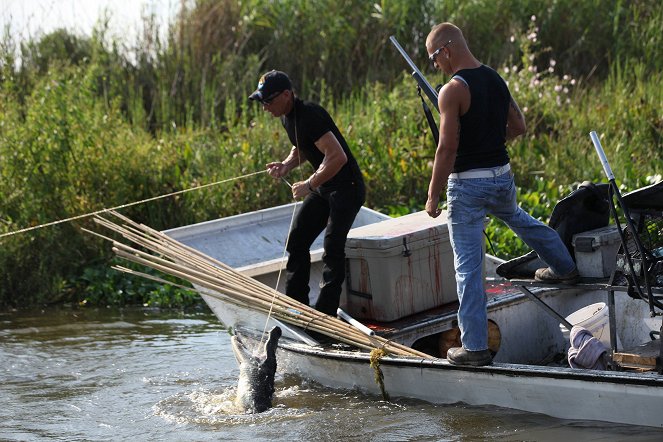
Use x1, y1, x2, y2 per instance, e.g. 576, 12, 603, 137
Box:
0, 0, 661, 308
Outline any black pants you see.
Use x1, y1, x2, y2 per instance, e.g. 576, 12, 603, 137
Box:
284, 181, 365, 316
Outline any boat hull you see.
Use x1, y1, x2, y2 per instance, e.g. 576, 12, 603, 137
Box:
219, 283, 663, 428
274, 337, 663, 428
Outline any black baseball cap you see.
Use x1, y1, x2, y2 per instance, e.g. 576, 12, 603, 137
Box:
248, 70, 292, 103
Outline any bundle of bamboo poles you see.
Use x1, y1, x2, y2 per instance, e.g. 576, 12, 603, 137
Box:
88, 210, 433, 359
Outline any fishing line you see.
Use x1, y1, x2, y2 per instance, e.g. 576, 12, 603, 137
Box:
259, 196, 298, 348
280, 177, 292, 188
0, 170, 268, 239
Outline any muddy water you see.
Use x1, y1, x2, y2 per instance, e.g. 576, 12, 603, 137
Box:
1, 307, 661, 441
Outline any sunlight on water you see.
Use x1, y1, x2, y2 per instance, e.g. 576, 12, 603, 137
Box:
153, 387, 240, 424
153, 384, 316, 428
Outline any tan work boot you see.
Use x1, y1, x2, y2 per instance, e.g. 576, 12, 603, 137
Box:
534, 267, 580, 284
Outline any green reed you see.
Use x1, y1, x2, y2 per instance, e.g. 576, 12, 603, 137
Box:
0, 0, 661, 308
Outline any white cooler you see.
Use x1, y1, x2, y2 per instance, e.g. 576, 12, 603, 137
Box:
341, 210, 458, 322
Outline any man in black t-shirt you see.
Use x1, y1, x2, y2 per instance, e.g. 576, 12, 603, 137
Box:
249, 70, 365, 317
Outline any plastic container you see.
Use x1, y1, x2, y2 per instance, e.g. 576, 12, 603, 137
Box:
559, 302, 620, 350
341, 210, 469, 322
572, 225, 622, 278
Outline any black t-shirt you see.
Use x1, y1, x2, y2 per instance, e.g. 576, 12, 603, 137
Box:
281, 97, 363, 190
452, 65, 511, 172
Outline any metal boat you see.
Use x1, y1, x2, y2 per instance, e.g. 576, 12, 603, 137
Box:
164, 199, 663, 428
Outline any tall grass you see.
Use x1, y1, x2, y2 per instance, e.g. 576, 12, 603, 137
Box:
0, 0, 661, 308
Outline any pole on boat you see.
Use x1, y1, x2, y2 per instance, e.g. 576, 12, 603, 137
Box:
589, 131, 657, 315
272, 318, 320, 346
589, 131, 615, 181
337, 308, 375, 336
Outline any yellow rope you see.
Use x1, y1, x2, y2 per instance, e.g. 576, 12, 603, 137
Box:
0, 170, 268, 239
370, 348, 390, 402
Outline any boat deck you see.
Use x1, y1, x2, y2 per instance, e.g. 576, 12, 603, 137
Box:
359, 280, 523, 334
344, 276, 662, 373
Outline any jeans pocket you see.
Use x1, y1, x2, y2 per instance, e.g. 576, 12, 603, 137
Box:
449, 192, 485, 224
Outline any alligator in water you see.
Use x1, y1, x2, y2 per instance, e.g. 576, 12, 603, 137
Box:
231, 326, 282, 413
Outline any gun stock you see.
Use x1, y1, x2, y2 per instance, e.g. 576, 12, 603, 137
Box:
389, 36, 439, 112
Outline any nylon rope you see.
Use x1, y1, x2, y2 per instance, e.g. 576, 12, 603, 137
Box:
370, 348, 390, 401
0, 170, 268, 239
259, 198, 297, 349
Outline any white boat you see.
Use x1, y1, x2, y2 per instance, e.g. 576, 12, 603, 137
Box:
164, 198, 663, 429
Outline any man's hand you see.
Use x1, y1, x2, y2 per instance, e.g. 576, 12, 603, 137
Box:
291, 180, 310, 199
426, 194, 442, 218
266, 162, 287, 178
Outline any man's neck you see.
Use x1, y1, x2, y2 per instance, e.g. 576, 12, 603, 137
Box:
452, 54, 481, 74
284, 95, 296, 115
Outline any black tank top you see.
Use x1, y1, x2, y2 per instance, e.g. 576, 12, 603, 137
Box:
452, 65, 510, 172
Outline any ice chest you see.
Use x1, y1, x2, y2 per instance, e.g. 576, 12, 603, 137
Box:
341, 210, 457, 322
572, 225, 621, 278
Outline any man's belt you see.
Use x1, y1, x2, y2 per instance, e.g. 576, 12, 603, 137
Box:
449, 163, 511, 179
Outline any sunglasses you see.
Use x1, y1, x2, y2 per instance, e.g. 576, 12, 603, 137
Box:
261, 90, 285, 105
429, 40, 452, 67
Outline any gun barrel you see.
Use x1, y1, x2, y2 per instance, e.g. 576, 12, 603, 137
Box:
389, 36, 439, 112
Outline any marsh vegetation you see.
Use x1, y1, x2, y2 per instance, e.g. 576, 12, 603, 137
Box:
1, 0, 661, 308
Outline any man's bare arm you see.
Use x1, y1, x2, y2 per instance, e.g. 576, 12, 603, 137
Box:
426, 80, 464, 217
266, 145, 307, 178
505, 97, 526, 140
291, 131, 347, 198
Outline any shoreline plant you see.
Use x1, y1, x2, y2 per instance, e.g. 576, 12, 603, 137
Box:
0, 0, 661, 309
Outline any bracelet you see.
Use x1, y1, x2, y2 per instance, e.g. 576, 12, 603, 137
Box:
307, 179, 315, 192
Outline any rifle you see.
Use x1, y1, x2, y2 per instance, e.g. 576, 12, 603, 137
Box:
390, 36, 439, 143
389, 36, 439, 112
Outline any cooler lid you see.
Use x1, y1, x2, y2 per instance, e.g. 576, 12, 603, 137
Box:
572, 224, 621, 249
346, 210, 449, 250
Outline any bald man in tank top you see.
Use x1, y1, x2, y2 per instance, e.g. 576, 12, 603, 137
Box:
425, 23, 579, 366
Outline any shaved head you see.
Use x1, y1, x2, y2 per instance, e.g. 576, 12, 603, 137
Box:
426, 22, 467, 51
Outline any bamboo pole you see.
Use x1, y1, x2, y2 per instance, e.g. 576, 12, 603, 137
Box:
105, 218, 430, 358
91, 212, 433, 359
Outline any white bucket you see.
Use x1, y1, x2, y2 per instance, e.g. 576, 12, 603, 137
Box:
559, 302, 620, 350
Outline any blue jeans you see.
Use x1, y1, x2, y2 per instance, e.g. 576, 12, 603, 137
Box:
446, 168, 576, 351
